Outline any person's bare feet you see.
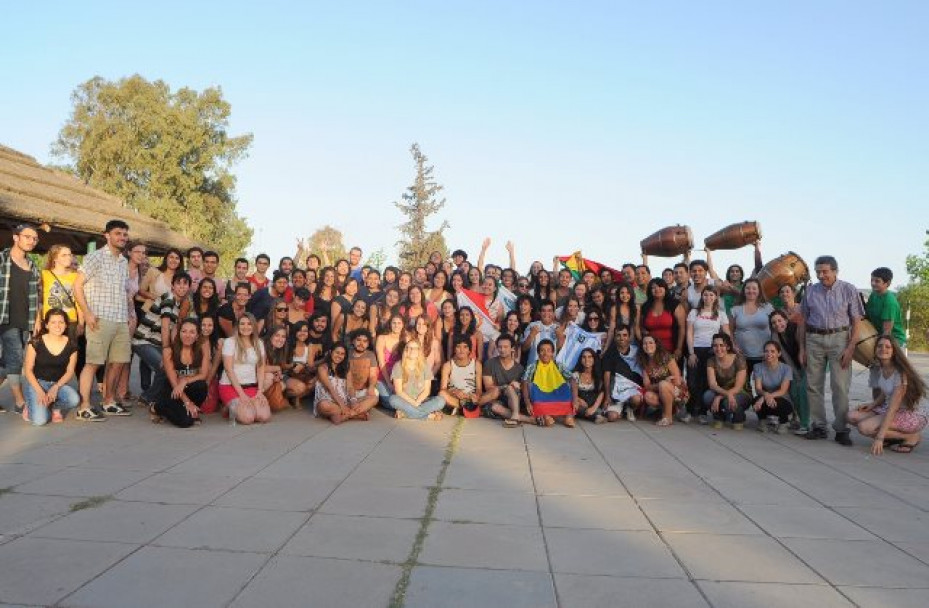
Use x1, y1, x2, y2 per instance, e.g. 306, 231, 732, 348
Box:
427, 411, 443, 421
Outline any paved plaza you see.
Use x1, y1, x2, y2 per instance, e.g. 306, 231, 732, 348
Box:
1, 358, 928, 608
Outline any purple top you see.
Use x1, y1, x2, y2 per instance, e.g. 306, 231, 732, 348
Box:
801, 279, 864, 330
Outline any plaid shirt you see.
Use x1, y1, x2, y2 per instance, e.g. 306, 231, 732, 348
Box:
0, 248, 40, 328
80, 247, 130, 322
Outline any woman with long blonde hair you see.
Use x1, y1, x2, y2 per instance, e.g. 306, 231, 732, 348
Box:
387, 341, 445, 420
218, 313, 270, 424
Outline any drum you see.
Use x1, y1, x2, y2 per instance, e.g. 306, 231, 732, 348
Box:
640, 225, 693, 257
705, 221, 762, 251
756, 251, 810, 300
852, 319, 879, 367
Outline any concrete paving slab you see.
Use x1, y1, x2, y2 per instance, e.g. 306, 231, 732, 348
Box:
739, 505, 877, 540
839, 586, 929, 608
29, 499, 197, 544
0, 462, 63, 487
701, 474, 821, 507
895, 541, 929, 564
433, 488, 539, 526
781, 538, 929, 587
697, 581, 854, 607
115, 471, 243, 504
153, 506, 306, 553
230, 555, 401, 608
537, 494, 652, 531
639, 500, 764, 535
420, 521, 549, 571
665, 533, 824, 583
405, 566, 556, 608
281, 513, 420, 562
443, 459, 535, 492
14, 467, 150, 498
164, 450, 276, 478
319, 483, 430, 519
835, 506, 929, 542
531, 467, 628, 496
554, 574, 709, 608
60, 545, 266, 608
346, 460, 444, 488
619, 472, 726, 503
0, 492, 75, 536
212, 476, 339, 511
545, 528, 685, 577
0, 537, 138, 606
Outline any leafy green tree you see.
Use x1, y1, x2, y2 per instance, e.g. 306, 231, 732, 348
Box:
900, 230, 929, 350
51, 75, 253, 268
394, 143, 449, 270
307, 225, 348, 266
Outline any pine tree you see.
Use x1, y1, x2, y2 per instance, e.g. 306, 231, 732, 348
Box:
394, 144, 449, 270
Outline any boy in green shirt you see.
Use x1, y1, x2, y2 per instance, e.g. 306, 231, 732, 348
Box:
866, 267, 906, 347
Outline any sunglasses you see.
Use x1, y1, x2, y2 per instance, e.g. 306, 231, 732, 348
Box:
588, 316, 601, 321
275, 307, 288, 312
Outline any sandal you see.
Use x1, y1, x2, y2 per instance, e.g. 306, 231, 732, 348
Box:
394, 410, 406, 420
535, 416, 546, 427
890, 442, 919, 453
564, 416, 576, 428
656, 417, 673, 427
427, 411, 443, 421
544, 415, 555, 427
503, 418, 520, 428
149, 405, 162, 424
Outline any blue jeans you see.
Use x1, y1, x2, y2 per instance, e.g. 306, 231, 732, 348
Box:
387, 394, 445, 419
133, 344, 164, 402
23, 380, 80, 426
703, 390, 751, 423
377, 380, 393, 407
0, 325, 29, 387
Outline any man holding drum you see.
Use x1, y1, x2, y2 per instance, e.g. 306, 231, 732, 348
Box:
800, 256, 864, 445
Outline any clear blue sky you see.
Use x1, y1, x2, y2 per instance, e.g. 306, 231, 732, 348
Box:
2, 0, 926, 288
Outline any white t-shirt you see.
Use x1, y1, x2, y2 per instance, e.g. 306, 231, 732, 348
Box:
219, 338, 264, 386
687, 308, 729, 349
686, 279, 716, 310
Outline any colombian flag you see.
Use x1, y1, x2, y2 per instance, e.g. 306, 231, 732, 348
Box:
558, 251, 623, 282
528, 361, 574, 417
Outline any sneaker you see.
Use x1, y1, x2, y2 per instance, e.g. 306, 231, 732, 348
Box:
804, 426, 828, 440
678, 412, 692, 424
788, 419, 801, 431
711, 420, 723, 429
14, 403, 24, 415
834, 431, 853, 446
75, 408, 106, 422
793, 426, 810, 436
757, 422, 768, 433
776, 423, 788, 435
698, 414, 709, 425
625, 408, 636, 422
732, 422, 744, 431
594, 414, 606, 424
102, 403, 132, 416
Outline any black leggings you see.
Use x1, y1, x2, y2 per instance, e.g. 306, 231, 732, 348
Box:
755, 396, 793, 424
154, 380, 208, 428
686, 347, 713, 415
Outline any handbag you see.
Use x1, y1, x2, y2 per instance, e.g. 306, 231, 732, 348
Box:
264, 380, 289, 412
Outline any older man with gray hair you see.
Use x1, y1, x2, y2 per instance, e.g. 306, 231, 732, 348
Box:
800, 255, 864, 445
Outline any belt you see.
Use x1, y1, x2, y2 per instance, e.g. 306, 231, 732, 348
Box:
807, 326, 849, 335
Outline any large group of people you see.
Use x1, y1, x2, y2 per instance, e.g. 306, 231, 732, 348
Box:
1, 222, 925, 455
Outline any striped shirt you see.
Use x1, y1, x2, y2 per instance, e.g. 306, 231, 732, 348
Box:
80, 247, 130, 322
801, 279, 864, 330
0, 248, 40, 328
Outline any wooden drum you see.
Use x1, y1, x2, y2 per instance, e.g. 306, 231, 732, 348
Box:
640, 225, 693, 257
756, 251, 810, 300
852, 319, 879, 367
704, 221, 762, 251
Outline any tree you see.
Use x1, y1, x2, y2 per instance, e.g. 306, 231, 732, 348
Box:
364, 247, 387, 271
306, 225, 347, 266
394, 143, 449, 270
51, 75, 253, 268
900, 230, 929, 350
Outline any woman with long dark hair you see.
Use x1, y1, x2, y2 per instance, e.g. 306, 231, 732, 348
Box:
573, 348, 605, 423
21, 309, 79, 425
150, 318, 210, 427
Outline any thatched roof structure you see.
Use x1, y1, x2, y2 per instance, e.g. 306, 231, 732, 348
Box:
0, 143, 200, 254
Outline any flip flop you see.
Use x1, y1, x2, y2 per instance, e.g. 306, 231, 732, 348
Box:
503, 418, 520, 428
890, 442, 919, 454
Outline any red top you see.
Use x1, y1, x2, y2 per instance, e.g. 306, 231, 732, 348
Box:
643, 309, 674, 353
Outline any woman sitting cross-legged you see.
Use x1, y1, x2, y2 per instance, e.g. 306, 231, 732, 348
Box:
849, 336, 928, 454
314, 343, 367, 424
22, 309, 80, 426
638, 334, 688, 427
218, 313, 271, 425
522, 339, 577, 428
388, 340, 446, 420
151, 318, 211, 428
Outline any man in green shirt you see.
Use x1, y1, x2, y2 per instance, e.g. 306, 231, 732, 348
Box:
866, 267, 906, 346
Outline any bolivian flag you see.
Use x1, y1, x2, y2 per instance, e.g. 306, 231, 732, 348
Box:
558, 251, 623, 282
528, 361, 574, 417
